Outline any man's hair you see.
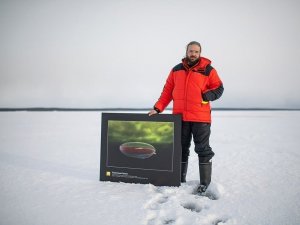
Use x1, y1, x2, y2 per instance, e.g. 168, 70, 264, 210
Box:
186, 41, 202, 53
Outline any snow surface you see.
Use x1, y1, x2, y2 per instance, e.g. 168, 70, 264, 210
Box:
0, 110, 300, 225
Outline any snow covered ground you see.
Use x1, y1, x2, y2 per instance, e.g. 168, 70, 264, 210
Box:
0, 110, 299, 225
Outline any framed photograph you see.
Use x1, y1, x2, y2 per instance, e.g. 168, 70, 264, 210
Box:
100, 113, 182, 186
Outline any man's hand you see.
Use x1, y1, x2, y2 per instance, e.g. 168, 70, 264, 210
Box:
148, 109, 158, 116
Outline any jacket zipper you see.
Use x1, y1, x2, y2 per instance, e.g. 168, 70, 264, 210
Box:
184, 70, 191, 114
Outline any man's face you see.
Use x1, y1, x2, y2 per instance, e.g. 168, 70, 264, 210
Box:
186, 44, 201, 63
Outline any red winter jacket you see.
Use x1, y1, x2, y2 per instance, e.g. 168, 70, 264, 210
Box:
154, 57, 224, 123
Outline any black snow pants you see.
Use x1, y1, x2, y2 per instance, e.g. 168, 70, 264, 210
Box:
181, 121, 215, 163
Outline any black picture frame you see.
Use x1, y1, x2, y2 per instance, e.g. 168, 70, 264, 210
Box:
100, 113, 182, 186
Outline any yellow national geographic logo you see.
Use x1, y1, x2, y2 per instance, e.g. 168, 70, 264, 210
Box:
106, 171, 111, 176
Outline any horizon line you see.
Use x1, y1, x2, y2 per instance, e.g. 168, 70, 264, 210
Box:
0, 107, 299, 111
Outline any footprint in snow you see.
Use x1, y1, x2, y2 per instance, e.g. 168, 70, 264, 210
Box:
213, 218, 228, 225
181, 201, 202, 213
144, 182, 230, 225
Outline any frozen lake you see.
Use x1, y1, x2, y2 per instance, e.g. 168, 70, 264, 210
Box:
0, 110, 299, 225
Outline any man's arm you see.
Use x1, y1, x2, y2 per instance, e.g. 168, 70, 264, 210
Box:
202, 68, 224, 102
153, 71, 174, 112
202, 84, 224, 101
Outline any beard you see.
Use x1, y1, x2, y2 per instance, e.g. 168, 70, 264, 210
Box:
186, 55, 200, 66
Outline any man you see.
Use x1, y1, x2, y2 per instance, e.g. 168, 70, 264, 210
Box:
148, 41, 224, 193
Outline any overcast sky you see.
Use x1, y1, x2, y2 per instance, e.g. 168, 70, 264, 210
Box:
0, 0, 300, 109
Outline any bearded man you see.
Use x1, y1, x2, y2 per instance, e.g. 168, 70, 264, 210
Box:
148, 41, 224, 193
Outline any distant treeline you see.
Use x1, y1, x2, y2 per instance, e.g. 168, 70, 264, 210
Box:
0, 107, 299, 111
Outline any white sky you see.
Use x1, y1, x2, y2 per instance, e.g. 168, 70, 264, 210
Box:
0, 0, 300, 108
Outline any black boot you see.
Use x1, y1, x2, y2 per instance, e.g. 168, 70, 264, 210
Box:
181, 161, 188, 183
197, 161, 212, 193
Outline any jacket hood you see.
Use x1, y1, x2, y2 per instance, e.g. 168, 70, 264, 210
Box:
182, 56, 211, 70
